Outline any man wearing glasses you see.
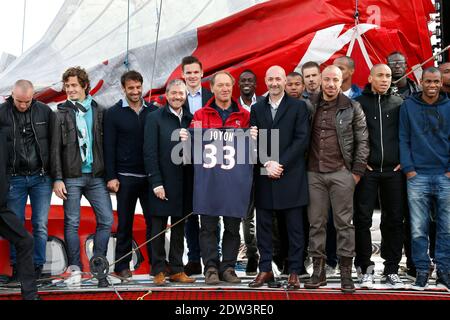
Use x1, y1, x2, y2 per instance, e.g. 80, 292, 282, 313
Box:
387, 51, 420, 99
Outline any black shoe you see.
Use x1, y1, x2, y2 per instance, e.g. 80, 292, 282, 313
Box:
98, 277, 109, 288
35, 265, 43, 280
411, 272, 429, 291
184, 261, 202, 276
406, 267, 417, 281
8, 265, 18, 283
246, 257, 258, 276
436, 271, 450, 291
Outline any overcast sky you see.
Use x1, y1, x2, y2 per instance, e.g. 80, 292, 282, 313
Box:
0, 0, 64, 56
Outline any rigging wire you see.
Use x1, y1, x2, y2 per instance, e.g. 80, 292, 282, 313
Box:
124, 0, 131, 70
148, 0, 164, 98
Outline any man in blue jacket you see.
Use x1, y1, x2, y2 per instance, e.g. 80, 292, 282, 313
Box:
399, 67, 450, 291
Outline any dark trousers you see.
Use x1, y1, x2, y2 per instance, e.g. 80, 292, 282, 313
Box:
272, 209, 309, 271
114, 175, 152, 272
354, 171, 406, 274
199, 215, 240, 273
185, 214, 221, 263
0, 207, 37, 299
243, 185, 258, 260
257, 207, 305, 273
150, 215, 184, 275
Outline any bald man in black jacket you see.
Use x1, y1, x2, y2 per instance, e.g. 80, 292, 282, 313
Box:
0, 131, 39, 300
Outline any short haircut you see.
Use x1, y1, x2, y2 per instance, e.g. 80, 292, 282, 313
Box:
13, 79, 34, 91
210, 71, 235, 87
181, 56, 203, 72
421, 66, 441, 79
370, 63, 390, 75
166, 79, 186, 93
334, 56, 355, 69
287, 71, 303, 79
301, 61, 320, 75
62, 66, 90, 95
121, 70, 143, 87
239, 69, 257, 79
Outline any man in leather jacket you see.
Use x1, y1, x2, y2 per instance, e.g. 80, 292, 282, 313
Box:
0, 80, 52, 281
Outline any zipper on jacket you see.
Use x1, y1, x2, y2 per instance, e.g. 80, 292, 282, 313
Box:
30, 106, 46, 176
10, 108, 17, 175
378, 94, 384, 172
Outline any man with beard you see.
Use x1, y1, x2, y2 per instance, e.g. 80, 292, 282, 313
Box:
304, 65, 369, 293
104, 70, 157, 279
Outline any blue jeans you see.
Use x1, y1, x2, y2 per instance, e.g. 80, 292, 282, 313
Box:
407, 174, 450, 274
7, 174, 52, 267
63, 175, 113, 268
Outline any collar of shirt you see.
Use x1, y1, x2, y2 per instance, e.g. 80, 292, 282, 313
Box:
239, 94, 257, 110
342, 87, 353, 98
269, 93, 284, 110
121, 97, 145, 109
187, 87, 202, 98
169, 106, 183, 122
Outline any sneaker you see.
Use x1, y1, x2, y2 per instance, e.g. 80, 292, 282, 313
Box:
245, 257, 258, 276
355, 266, 363, 280
325, 264, 336, 277
436, 271, 450, 291
411, 272, 429, 291
64, 266, 82, 286
360, 265, 375, 289
360, 273, 374, 289
383, 274, 405, 289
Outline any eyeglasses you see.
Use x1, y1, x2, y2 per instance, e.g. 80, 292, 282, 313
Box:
388, 60, 406, 66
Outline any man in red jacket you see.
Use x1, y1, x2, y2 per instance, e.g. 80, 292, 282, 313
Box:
181, 71, 253, 285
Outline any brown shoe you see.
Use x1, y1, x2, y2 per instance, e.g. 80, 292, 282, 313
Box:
221, 268, 241, 284
153, 272, 166, 285
248, 271, 274, 288
339, 257, 355, 293
169, 272, 196, 283
205, 268, 220, 285
116, 269, 132, 279
287, 273, 301, 289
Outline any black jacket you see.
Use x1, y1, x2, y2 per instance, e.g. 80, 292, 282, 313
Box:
103, 100, 158, 182
356, 85, 404, 171
0, 97, 52, 175
143, 105, 193, 217
183, 87, 213, 113
250, 94, 310, 210
309, 92, 369, 176
50, 100, 105, 179
0, 131, 8, 208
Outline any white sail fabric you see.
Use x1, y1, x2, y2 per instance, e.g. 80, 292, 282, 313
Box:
0, 0, 265, 105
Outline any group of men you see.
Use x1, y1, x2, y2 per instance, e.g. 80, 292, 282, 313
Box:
0, 51, 449, 299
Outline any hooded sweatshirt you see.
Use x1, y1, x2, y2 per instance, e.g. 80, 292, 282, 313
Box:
399, 93, 450, 174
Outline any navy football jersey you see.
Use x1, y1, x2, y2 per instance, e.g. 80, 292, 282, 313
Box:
190, 128, 254, 218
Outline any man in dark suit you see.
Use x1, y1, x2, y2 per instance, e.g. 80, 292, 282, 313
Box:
143, 79, 195, 285
249, 65, 310, 289
0, 131, 40, 300
238, 69, 264, 276
180, 56, 214, 276
104, 70, 158, 279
